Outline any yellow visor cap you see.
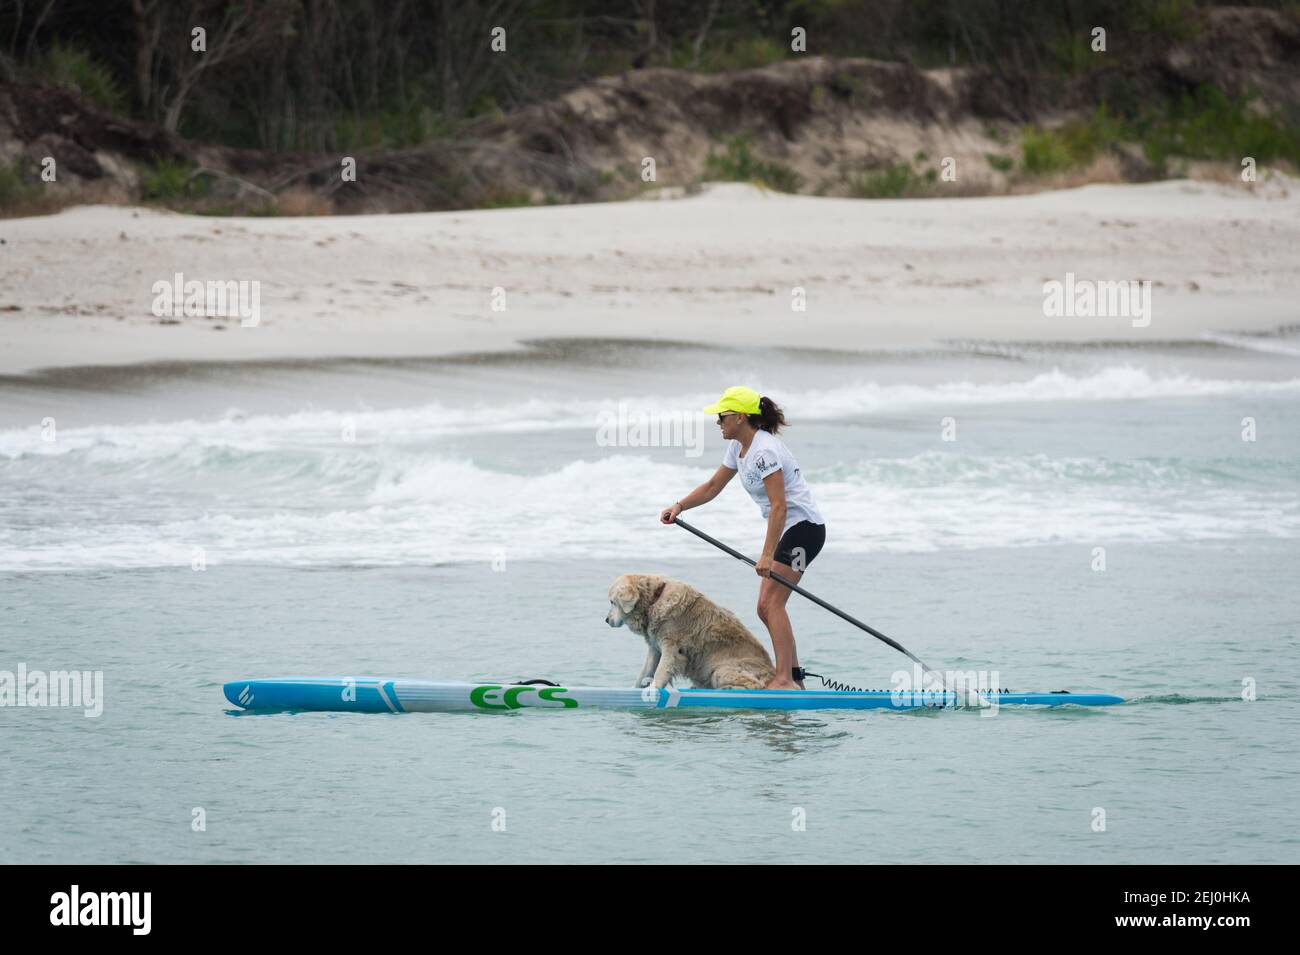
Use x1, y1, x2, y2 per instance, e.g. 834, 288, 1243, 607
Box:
703, 386, 761, 416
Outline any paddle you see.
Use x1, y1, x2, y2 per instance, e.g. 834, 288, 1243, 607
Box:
672, 516, 955, 693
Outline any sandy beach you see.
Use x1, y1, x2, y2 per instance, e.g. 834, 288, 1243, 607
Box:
3, 177, 1297, 376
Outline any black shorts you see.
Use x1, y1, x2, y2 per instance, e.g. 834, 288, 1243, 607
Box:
774, 520, 826, 571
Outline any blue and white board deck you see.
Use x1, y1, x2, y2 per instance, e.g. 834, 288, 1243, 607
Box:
223, 677, 1124, 714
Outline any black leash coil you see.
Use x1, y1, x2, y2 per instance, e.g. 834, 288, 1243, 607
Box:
795, 668, 1011, 696
794, 668, 872, 693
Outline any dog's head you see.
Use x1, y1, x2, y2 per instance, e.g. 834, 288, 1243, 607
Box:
606, 573, 661, 631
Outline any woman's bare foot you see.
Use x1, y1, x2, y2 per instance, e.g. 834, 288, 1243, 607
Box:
765, 677, 801, 690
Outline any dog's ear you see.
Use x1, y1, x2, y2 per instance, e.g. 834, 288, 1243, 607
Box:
608, 576, 639, 612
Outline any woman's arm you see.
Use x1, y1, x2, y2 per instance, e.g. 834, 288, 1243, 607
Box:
755, 469, 787, 576
660, 465, 736, 523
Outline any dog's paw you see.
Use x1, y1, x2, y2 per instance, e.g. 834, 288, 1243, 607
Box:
637, 676, 653, 688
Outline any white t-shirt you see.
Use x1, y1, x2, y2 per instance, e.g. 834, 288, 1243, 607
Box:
722, 430, 824, 532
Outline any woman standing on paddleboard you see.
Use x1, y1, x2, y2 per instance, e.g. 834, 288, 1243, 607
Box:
660, 386, 826, 690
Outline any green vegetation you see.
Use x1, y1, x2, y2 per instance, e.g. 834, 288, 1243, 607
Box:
1049, 32, 1103, 77
1020, 127, 1072, 175
847, 163, 914, 198
703, 135, 801, 192
673, 36, 788, 73
140, 161, 208, 202
985, 153, 1015, 173
1020, 106, 1124, 175
1134, 0, 1204, 42
844, 158, 939, 199
1, 0, 1292, 156
1017, 88, 1300, 179
2, 1, 1296, 211
0, 162, 39, 209
827, 71, 871, 110
35, 42, 124, 112
330, 103, 448, 152
1136, 85, 1300, 173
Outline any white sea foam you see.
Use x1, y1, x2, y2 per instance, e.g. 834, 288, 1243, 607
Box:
2, 366, 1295, 570
1, 449, 1296, 571
2, 366, 1297, 461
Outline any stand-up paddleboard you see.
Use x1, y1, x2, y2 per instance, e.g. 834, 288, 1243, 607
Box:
223, 677, 1124, 714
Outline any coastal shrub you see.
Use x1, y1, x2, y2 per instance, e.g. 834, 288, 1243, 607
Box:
1018, 88, 1300, 179
1040, 0, 1198, 76
1020, 127, 1073, 175
141, 160, 206, 201
846, 162, 915, 198
827, 71, 871, 110
839, 152, 949, 198
1021, 106, 1123, 175
1065, 105, 1124, 160
986, 153, 1014, 173
677, 36, 787, 72
1135, 85, 1300, 172
0, 162, 38, 208
703, 135, 802, 193
329, 101, 450, 151
36, 42, 125, 113
1134, 0, 1203, 42
1049, 32, 1102, 77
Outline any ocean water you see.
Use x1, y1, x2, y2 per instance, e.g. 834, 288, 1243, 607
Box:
2, 335, 1298, 863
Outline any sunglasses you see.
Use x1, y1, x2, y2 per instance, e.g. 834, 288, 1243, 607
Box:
716, 412, 740, 423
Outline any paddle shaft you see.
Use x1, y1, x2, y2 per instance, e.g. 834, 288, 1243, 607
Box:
672, 516, 945, 683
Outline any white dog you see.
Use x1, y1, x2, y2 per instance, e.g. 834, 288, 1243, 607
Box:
605, 573, 775, 689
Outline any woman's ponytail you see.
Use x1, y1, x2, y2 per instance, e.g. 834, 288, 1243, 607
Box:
749, 396, 787, 434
